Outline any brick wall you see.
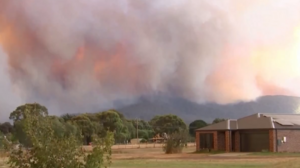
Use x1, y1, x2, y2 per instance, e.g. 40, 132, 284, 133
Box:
269, 130, 275, 152
196, 131, 233, 152
225, 131, 230, 152
234, 131, 240, 152
218, 132, 225, 151
196, 130, 200, 151
213, 131, 218, 150
277, 130, 300, 152
197, 129, 300, 153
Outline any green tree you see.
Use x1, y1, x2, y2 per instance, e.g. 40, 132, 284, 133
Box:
128, 119, 154, 140
0, 122, 13, 134
108, 109, 125, 119
9, 103, 48, 147
97, 111, 123, 131
212, 118, 226, 124
12, 120, 31, 147
49, 116, 79, 139
124, 120, 135, 140
60, 113, 76, 122
189, 120, 207, 137
0, 131, 4, 149
71, 114, 96, 145
149, 114, 187, 135
85, 113, 100, 122
97, 110, 130, 143
9, 103, 48, 122
7, 104, 114, 168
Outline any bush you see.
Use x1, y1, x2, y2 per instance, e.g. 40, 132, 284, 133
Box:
163, 131, 188, 154
6, 107, 114, 168
0, 132, 3, 149
140, 139, 147, 143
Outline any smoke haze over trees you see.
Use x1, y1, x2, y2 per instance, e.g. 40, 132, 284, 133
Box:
1, 0, 300, 120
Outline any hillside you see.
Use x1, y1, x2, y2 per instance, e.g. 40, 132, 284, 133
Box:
117, 95, 300, 124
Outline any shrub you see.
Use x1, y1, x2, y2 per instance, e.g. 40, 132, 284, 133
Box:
6, 106, 114, 168
0, 132, 3, 149
140, 139, 147, 143
163, 131, 188, 154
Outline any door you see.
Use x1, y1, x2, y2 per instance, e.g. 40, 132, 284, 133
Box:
199, 133, 214, 150
240, 130, 269, 152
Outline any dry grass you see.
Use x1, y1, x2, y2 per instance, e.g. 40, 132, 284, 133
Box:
0, 158, 8, 168
82, 142, 196, 151
109, 146, 300, 168
1, 145, 300, 168
270, 158, 300, 168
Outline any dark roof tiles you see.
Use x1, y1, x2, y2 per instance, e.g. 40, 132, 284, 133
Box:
197, 113, 300, 131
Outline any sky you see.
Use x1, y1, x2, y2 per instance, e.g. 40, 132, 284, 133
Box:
1, 0, 300, 121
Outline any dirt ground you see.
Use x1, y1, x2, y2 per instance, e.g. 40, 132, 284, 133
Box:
83, 142, 196, 151
110, 146, 300, 168
111, 146, 294, 161
1, 145, 300, 168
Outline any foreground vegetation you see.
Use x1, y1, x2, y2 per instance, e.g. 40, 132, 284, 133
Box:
0, 103, 196, 167
2, 104, 115, 168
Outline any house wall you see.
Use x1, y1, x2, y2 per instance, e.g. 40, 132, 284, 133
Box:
277, 130, 300, 152
269, 130, 275, 152
197, 129, 286, 152
218, 132, 225, 151
234, 131, 240, 152
225, 131, 230, 152
239, 130, 270, 152
232, 130, 273, 152
196, 131, 232, 152
196, 131, 218, 151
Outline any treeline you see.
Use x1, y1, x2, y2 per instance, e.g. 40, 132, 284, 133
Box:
0, 103, 226, 146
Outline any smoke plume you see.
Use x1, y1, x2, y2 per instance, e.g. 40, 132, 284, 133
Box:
1, 0, 300, 117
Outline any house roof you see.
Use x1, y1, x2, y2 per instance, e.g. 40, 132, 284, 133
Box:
197, 113, 300, 131
195, 119, 237, 131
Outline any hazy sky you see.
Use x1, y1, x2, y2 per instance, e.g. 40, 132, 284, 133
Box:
0, 47, 22, 120
1, 0, 300, 121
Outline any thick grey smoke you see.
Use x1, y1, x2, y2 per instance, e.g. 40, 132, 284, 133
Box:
0, 47, 23, 121
1, 0, 300, 117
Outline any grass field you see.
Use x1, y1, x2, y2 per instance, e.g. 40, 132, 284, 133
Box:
109, 146, 300, 168
1, 145, 300, 168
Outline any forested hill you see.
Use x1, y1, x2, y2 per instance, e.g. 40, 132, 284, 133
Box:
117, 95, 300, 124
2, 96, 300, 146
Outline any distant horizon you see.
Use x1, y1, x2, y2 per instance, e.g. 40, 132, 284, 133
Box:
2, 95, 300, 124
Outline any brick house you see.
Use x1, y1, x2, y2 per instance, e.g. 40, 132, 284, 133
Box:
195, 113, 300, 152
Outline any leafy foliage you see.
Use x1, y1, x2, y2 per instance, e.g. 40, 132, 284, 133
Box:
163, 130, 188, 154
9, 103, 48, 122
0, 131, 4, 149
127, 119, 154, 140
212, 118, 226, 124
7, 104, 114, 168
12, 120, 32, 147
0, 122, 13, 135
149, 114, 187, 135
188, 120, 207, 137
60, 113, 77, 122
71, 114, 96, 145
97, 110, 129, 143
